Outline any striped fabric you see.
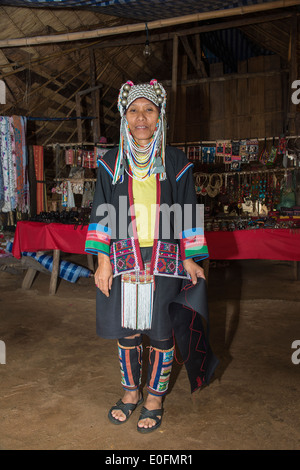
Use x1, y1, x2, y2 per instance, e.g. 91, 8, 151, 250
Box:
85, 223, 111, 256
175, 162, 193, 182
21, 251, 91, 283
147, 346, 174, 396
98, 159, 114, 179
118, 342, 143, 391
180, 227, 209, 261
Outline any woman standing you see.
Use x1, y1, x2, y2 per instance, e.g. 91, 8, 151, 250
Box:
85, 80, 215, 433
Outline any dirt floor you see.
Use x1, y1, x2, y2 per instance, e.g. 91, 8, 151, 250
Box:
0, 256, 299, 451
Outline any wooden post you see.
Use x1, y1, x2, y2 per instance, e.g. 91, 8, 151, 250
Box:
89, 49, 100, 142
293, 261, 300, 281
180, 55, 187, 142
76, 94, 83, 143
75, 84, 103, 145
96, 88, 101, 140
287, 16, 298, 134
49, 249, 60, 296
28, 145, 37, 218
22, 267, 37, 290
87, 254, 94, 273
180, 35, 207, 78
195, 34, 207, 78
55, 144, 61, 180
170, 35, 178, 143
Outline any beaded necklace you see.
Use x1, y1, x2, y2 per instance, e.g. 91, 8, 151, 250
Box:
122, 117, 165, 181
124, 121, 159, 180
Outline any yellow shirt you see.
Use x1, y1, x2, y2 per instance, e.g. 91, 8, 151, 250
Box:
132, 174, 157, 247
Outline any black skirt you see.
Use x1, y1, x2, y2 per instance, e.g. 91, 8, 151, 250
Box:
96, 247, 182, 341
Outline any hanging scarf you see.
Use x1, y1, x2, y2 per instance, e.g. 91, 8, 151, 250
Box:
0, 115, 28, 213
13, 116, 29, 213
33, 145, 45, 215
0, 116, 14, 213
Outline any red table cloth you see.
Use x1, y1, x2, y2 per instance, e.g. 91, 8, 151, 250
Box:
12, 221, 88, 259
12, 221, 300, 261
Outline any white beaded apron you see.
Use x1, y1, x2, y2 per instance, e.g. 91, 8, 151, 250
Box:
121, 262, 154, 330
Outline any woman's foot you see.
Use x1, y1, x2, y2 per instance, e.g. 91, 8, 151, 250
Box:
109, 390, 142, 423
137, 395, 163, 431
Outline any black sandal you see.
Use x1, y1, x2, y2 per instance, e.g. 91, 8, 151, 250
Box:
108, 396, 144, 425
137, 406, 164, 434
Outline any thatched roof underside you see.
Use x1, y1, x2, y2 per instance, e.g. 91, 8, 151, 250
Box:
0, 3, 299, 146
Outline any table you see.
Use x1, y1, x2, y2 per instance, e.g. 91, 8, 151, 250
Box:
12, 221, 93, 295
12, 221, 300, 294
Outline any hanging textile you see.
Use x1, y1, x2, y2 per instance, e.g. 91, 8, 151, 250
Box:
0, 139, 4, 211
13, 116, 29, 212
33, 145, 45, 214
0, 115, 29, 213
0, 116, 14, 212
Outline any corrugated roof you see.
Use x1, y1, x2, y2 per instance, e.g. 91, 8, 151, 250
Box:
0, 0, 296, 21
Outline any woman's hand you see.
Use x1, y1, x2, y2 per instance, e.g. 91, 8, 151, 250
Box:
94, 253, 113, 297
183, 258, 206, 285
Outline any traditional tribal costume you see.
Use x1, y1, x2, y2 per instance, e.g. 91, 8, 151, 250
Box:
85, 80, 218, 413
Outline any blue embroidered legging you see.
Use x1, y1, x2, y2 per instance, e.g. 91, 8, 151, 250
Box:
118, 336, 174, 396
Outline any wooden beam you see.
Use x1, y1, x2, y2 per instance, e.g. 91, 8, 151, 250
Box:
77, 84, 103, 97
1, 55, 90, 114
180, 36, 202, 77
42, 62, 109, 145
163, 68, 288, 87
195, 34, 207, 78
90, 10, 297, 50
0, 1, 298, 47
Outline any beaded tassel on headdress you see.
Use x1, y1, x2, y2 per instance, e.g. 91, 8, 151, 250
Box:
113, 79, 167, 184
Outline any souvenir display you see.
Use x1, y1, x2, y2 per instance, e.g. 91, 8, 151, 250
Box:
190, 135, 300, 232
1, 127, 299, 235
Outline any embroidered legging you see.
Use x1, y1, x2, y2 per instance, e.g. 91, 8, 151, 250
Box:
118, 336, 174, 396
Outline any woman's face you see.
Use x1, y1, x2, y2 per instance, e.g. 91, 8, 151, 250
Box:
126, 98, 160, 146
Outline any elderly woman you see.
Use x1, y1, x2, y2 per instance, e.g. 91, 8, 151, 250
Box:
85, 80, 216, 433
